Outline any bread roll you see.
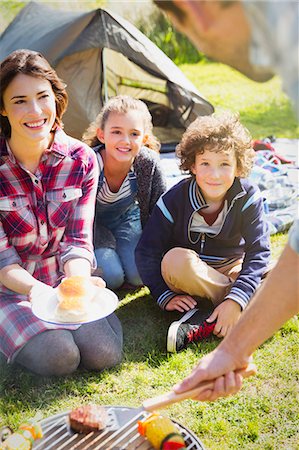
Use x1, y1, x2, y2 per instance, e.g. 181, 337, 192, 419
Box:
55, 276, 95, 323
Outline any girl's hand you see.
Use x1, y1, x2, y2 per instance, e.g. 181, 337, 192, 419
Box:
90, 276, 106, 289
165, 294, 197, 312
206, 299, 241, 338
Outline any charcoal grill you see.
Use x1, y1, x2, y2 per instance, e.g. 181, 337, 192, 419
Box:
33, 406, 206, 449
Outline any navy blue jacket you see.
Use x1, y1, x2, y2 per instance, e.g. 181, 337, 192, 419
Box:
135, 176, 270, 310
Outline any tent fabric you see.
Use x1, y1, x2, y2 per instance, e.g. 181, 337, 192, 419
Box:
0, 1, 214, 145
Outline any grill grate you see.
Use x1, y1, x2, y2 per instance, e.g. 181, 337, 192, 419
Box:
33, 407, 205, 450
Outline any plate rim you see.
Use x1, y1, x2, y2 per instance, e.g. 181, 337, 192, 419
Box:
31, 287, 119, 325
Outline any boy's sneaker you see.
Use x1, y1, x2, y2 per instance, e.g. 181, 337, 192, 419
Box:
167, 308, 216, 353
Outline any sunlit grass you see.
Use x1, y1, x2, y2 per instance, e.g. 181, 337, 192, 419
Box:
180, 62, 299, 139
0, 60, 298, 449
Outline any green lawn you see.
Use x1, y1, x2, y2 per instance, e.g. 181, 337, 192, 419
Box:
0, 62, 298, 449
181, 62, 299, 139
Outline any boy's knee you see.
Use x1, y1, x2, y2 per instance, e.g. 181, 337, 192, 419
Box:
162, 247, 199, 274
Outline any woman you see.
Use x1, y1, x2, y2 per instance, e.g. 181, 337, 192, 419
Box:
0, 49, 123, 376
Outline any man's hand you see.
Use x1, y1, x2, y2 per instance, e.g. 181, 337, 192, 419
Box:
173, 347, 255, 402
165, 294, 197, 312
207, 299, 241, 338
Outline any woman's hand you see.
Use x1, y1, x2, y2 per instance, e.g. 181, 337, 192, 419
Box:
165, 294, 197, 312
90, 276, 106, 289
28, 282, 55, 303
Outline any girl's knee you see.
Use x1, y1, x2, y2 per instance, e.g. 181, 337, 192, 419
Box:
106, 270, 124, 289
95, 248, 124, 289
125, 270, 142, 287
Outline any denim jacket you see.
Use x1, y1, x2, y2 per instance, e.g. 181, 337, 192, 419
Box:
93, 145, 167, 248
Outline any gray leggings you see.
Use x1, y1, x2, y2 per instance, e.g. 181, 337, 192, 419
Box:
14, 314, 123, 376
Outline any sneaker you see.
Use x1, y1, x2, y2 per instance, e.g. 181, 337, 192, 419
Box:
167, 308, 216, 353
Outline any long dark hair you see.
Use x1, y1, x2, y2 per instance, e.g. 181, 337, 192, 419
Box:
0, 49, 68, 138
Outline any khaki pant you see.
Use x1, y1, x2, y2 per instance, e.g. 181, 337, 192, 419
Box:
161, 247, 243, 306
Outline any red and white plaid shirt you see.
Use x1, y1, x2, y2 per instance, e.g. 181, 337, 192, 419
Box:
0, 128, 99, 361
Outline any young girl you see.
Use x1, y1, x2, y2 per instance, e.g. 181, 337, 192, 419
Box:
83, 96, 167, 290
136, 112, 270, 352
0, 49, 123, 375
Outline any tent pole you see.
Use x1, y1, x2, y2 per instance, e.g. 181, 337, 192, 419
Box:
102, 48, 109, 104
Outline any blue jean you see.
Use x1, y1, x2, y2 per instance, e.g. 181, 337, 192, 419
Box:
95, 204, 143, 289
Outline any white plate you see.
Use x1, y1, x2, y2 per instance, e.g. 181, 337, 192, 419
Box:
31, 287, 119, 325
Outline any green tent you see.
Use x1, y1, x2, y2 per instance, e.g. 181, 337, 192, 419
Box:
0, 1, 214, 149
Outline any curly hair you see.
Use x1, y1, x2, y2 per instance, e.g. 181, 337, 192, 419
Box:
82, 95, 160, 152
176, 111, 255, 178
0, 49, 68, 138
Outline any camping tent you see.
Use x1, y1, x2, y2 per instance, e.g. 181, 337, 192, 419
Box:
0, 1, 214, 149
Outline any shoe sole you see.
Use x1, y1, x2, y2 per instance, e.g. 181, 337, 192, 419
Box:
167, 308, 199, 353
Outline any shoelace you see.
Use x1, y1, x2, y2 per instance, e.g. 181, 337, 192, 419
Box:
186, 321, 216, 343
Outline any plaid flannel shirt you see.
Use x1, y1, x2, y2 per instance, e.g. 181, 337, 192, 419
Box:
0, 128, 99, 361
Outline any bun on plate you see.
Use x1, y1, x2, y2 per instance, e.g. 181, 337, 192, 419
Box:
55, 276, 95, 323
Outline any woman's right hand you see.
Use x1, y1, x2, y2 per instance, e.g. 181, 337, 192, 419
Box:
28, 282, 55, 303
165, 294, 197, 312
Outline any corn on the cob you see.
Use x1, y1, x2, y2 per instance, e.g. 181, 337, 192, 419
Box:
0, 420, 43, 450
138, 413, 186, 450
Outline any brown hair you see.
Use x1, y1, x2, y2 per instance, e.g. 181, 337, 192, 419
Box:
0, 49, 68, 138
82, 95, 160, 152
176, 111, 255, 178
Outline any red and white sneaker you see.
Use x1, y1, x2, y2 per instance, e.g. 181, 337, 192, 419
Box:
167, 308, 216, 353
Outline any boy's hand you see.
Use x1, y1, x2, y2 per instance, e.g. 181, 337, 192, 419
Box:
206, 299, 241, 338
165, 294, 197, 312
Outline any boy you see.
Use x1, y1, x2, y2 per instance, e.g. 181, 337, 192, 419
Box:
135, 112, 270, 352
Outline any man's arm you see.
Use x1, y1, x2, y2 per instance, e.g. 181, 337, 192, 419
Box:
174, 235, 298, 401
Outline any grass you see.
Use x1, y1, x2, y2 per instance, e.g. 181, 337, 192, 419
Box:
0, 62, 298, 449
180, 62, 299, 139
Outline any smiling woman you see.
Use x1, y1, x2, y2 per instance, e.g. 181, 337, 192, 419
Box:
0, 49, 123, 376
1, 74, 57, 173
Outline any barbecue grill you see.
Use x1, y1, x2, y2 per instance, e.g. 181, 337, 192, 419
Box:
32, 406, 206, 449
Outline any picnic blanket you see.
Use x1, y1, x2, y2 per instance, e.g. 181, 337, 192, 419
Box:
160, 138, 298, 235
